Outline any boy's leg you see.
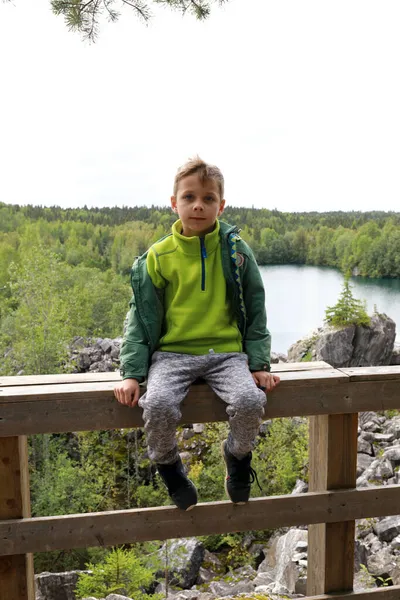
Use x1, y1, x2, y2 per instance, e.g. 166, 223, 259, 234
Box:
204, 352, 266, 459
203, 352, 266, 503
138, 352, 202, 510
139, 351, 201, 464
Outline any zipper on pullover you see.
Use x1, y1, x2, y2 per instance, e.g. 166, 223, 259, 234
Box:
200, 238, 207, 291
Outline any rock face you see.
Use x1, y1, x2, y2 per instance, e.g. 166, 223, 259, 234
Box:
156, 538, 205, 589
288, 314, 396, 368
69, 336, 122, 373
35, 571, 87, 600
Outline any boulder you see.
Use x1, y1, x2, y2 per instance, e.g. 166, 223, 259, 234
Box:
35, 571, 88, 600
288, 314, 396, 368
375, 516, 400, 543
351, 314, 396, 366
157, 538, 204, 589
314, 325, 355, 367
367, 547, 398, 577
262, 528, 308, 595
209, 579, 255, 597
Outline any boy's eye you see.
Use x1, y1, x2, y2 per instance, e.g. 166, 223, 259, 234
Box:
183, 194, 193, 200
205, 196, 215, 202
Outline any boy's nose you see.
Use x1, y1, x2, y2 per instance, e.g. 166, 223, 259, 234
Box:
193, 200, 204, 210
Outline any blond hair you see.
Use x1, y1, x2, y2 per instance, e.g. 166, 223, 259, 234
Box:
173, 156, 224, 199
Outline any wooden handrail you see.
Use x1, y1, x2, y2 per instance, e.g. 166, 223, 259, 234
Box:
0, 362, 399, 600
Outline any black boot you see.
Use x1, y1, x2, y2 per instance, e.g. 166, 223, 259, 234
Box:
221, 440, 261, 504
157, 456, 198, 511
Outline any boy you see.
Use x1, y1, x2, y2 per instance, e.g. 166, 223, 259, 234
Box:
114, 157, 280, 511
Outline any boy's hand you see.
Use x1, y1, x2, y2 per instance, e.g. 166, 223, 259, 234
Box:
252, 371, 280, 393
114, 378, 140, 407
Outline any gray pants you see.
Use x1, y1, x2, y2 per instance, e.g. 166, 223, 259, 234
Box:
138, 351, 266, 464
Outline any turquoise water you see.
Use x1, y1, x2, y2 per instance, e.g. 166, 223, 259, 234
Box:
259, 265, 400, 354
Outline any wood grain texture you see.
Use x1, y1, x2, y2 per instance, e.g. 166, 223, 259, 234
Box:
306, 586, 400, 600
0, 437, 34, 600
308, 414, 358, 595
2, 375, 400, 437
1, 486, 400, 556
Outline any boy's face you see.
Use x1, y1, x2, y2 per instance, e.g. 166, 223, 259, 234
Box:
171, 174, 225, 237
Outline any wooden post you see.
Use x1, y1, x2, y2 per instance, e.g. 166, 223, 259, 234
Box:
307, 413, 358, 595
0, 436, 35, 600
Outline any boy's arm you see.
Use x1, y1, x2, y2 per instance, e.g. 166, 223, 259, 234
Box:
119, 294, 150, 381
241, 245, 272, 372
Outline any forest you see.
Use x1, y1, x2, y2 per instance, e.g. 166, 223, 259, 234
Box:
0, 201, 399, 591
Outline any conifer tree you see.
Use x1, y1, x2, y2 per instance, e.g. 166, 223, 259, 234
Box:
50, 0, 228, 41
325, 276, 371, 328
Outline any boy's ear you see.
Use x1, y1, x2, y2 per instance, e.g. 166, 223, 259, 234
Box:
170, 196, 178, 213
218, 199, 226, 216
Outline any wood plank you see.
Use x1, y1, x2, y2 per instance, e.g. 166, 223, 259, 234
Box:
1, 485, 400, 556
308, 414, 358, 595
0, 437, 34, 600
2, 376, 400, 437
339, 365, 400, 381
306, 586, 400, 600
271, 361, 333, 372
0, 372, 122, 387
0, 378, 350, 436
0, 361, 333, 387
0, 368, 345, 402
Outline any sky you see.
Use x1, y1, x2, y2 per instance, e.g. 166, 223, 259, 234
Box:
0, 0, 400, 212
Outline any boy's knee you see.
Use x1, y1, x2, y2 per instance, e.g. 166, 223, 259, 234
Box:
141, 395, 181, 425
229, 388, 266, 419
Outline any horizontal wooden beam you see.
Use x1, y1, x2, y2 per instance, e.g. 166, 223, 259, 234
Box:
1, 485, 400, 556
0, 361, 336, 387
1, 368, 400, 436
306, 586, 400, 600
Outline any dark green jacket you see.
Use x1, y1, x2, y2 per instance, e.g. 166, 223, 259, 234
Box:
120, 220, 271, 380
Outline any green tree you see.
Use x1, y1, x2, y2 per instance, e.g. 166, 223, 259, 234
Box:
75, 547, 162, 600
325, 276, 371, 328
50, 0, 228, 42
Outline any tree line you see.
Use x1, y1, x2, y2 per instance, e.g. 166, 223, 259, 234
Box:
1, 203, 399, 283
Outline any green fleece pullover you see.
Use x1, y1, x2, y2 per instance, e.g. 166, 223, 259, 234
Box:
146, 219, 242, 355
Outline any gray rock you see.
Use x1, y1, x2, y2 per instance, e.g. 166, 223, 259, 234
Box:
99, 338, 113, 354
374, 458, 394, 480
253, 569, 275, 587
357, 453, 374, 477
89, 359, 114, 372
173, 591, 202, 600
292, 479, 308, 494
197, 567, 217, 585
354, 540, 368, 572
193, 423, 205, 434
209, 580, 255, 597
360, 412, 382, 430
373, 433, 396, 443
35, 570, 88, 600
356, 519, 376, 539
358, 438, 374, 455
351, 314, 396, 366
383, 446, 400, 464
105, 595, 133, 600
157, 538, 204, 589
367, 547, 398, 577
315, 325, 355, 367
375, 516, 400, 542
266, 529, 308, 594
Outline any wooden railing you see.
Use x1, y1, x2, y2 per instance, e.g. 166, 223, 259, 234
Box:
1, 362, 400, 600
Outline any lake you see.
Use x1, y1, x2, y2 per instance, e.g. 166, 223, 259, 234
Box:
259, 265, 400, 354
